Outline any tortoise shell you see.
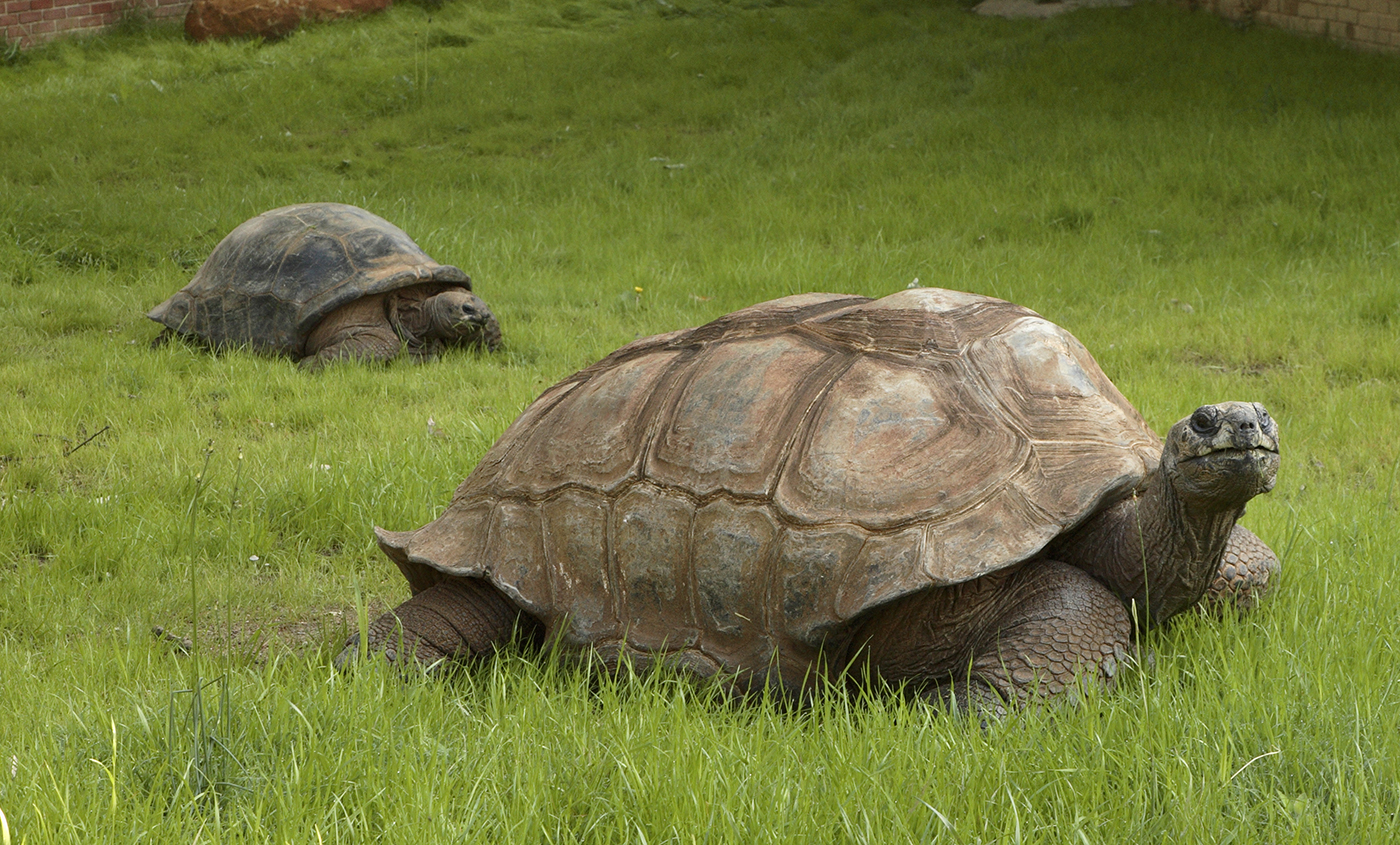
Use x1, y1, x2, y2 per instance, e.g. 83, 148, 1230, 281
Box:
148, 203, 471, 358
377, 289, 1161, 685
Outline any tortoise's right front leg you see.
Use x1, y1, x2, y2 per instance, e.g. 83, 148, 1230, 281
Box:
336, 578, 535, 669
852, 561, 1132, 713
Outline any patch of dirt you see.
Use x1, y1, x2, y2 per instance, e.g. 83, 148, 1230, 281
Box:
1180, 349, 1294, 379
973, 0, 1135, 19
150, 600, 390, 664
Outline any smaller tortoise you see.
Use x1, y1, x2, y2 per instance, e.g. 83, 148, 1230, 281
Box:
149, 203, 502, 369
342, 289, 1281, 711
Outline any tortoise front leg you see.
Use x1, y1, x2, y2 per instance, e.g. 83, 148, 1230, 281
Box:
301, 296, 403, 369
853, 561, 1132, 713
336, 578, 534, 669
300, 326, 402, 370
1203, 525, 1280, 612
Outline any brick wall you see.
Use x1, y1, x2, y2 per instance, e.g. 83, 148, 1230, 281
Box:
1177, 0, 1400, 51
7, 0, 1400, 52
3, 0, 187, 48
1260, 0, 1400, 50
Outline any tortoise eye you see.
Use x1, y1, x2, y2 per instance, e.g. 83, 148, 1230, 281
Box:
1189, 409, 1217, 435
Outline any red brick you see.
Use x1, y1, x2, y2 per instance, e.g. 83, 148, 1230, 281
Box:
28, 0, 52, 10
0, 12, 17, 24
31, 16, 52, 29
74, 12, 102, 24
17, 8, 40, 20
89, 1, 112, 11
43, 7, 68, 19
7, 0, 31, 12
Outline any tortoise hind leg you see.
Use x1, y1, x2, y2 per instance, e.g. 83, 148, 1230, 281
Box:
336, 578, 537, 669
853, 561, 1132, 714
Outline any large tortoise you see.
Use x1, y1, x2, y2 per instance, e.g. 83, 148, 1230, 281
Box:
148, 203, 502, 369
343, 288, 1280, 708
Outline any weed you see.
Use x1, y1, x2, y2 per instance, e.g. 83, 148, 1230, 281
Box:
1, 33, 25, 67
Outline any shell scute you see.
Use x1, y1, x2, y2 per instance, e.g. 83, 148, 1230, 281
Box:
776, 355, 1027, 529
540, 489, 615, 646
678, 293, 868, 347
777, 524, 866, 646
832, 527, 926, 621
966, 316, 1155, 450
648, 336, 835, 497
690, 499, 779, 641
800, 289, 1026, 359
497, 351, 683, 496
484, 501, 550, 614
612, 484, 696, 651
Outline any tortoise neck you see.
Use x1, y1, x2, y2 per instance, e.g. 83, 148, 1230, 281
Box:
1053, 469, 1242, 629
387, 293, 431, 348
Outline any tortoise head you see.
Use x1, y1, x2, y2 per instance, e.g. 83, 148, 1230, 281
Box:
1161, 402, 1279, 508
425, 290, 503, 351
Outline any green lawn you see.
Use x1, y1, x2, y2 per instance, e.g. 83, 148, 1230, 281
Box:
2, 0, 1399, 841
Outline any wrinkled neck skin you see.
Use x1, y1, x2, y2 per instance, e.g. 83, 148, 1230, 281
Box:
1051, 469, 1243, 630
387, 293, 433, 349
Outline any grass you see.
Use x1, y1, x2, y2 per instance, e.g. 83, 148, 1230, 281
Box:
2, 0, 1400, 840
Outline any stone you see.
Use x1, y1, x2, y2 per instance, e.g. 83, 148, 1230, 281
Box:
184, 0, 392, 42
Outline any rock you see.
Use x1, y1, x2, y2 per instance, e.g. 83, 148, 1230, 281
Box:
184, 0, 392, 42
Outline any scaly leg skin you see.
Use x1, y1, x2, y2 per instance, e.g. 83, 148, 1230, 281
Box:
855, 561, 1133, 715
335, 578, 529, 670
1203, 525, 1280, 613
300, 326, 402, 370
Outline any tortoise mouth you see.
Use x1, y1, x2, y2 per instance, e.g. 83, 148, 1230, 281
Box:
1191, 446, 1278, 462
1175, 445, 1279, 503
446, 317, 489, 340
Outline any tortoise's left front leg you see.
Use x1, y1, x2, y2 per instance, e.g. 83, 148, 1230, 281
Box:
300, 326, 402, 370
850, 561, 1133, 713
301, 297, 403, 369
1203, 525, 1280, 612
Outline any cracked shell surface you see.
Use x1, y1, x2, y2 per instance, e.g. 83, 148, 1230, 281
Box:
377, 289, 1162, 686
